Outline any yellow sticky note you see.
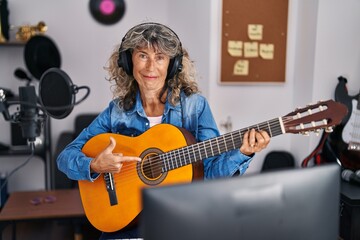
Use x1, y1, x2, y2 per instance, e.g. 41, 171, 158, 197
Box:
227, 41, 243, 57
244, 42, 258, 58
233, 60, 249, 76
259, 44, 274, 59
248, 24, 263, 40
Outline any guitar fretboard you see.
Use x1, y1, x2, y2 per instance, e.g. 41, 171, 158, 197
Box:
160, 117, 283, 172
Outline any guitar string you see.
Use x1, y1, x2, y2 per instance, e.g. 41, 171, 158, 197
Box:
111, 114, 319, 184
117, 111, 329, 183
99, 105, 330, 186
114, 129, 286, 187
116, 118, 285, 179
108, 119, 285, 186
117, 119, 280, 174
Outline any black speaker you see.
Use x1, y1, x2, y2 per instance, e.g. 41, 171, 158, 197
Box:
117, 23, 183, 80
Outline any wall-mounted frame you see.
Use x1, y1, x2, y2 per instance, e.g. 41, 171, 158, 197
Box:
220, 0, 289, 84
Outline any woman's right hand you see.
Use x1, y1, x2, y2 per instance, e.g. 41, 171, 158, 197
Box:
90, 136, 141, 174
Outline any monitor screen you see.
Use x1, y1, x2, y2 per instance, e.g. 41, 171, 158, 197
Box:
141, 164, 340, 240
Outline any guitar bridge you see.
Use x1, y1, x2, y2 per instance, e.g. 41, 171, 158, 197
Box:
104, 173, 118, 206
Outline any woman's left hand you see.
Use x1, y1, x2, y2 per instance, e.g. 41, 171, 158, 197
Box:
240, 129, 270, 156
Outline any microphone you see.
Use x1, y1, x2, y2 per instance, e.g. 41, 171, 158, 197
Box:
14, 68, 32, 83
18, 86, 41, 142
341, 169, 360, 186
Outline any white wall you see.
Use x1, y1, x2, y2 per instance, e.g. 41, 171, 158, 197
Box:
209, 0, 296, 173
209, 0, 360, 173
0, 0, 359, 191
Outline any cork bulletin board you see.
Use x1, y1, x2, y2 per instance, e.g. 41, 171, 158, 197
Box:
220, 0, 289, 84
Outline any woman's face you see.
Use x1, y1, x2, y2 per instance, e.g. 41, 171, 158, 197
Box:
132, 46, 170, 93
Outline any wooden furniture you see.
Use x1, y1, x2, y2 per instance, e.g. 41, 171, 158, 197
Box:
0, 189, 86, 240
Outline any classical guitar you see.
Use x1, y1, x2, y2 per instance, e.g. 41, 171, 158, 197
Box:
78, 99, 347, 232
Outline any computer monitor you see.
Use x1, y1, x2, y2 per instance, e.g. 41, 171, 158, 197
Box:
141, 164, 340, 240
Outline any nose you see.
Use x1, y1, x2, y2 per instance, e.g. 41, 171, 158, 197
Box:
145, 58, 155, 70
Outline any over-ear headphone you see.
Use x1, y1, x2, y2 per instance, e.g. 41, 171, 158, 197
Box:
117, 22, 183, 80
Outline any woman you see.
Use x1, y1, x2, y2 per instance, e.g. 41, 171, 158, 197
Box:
57, 22, 270, 239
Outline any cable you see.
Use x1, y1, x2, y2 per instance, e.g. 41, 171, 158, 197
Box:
0, 142, 35, 193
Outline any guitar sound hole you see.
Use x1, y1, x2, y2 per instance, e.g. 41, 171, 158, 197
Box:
142, 153, 162, 179
138, 148, 167, 185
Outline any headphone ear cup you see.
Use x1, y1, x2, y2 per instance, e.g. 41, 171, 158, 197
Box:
118, 49, 133, 76
167, 54, 183, 80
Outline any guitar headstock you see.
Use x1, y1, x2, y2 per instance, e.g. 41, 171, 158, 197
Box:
282, 100, 348, 135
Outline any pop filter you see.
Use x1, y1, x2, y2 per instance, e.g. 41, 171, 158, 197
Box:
39, 68, 90, 119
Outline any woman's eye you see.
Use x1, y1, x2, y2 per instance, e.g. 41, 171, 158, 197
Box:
156, 55, 166, 61
139, 54, 147, 59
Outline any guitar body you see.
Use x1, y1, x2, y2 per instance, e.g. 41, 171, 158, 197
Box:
78, 124, 203, 232
326, 77, 360, 170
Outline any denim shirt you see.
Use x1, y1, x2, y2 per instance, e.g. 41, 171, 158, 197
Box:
57, 91, 252, 181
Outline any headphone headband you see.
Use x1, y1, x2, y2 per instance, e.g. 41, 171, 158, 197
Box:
122, 22, 182, 45
117, 22, 183, 80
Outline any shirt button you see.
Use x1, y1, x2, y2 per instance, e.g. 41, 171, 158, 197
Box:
145, 123, 149, 126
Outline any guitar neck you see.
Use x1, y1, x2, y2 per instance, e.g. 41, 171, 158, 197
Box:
161, 117, 283, 172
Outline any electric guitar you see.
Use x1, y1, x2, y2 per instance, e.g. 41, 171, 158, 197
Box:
326, 76, 360, 170
78, 99, 347, 232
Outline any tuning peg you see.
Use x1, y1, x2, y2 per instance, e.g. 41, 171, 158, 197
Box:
325, 127, 333, 133
315, 129, 321, 136
307, 101, 318, 107
301, 131, 310, 136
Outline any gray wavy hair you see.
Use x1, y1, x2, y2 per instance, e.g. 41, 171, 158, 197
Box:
104, 22, 199, 111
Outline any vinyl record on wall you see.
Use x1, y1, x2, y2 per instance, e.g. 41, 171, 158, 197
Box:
89, 0, 126, 25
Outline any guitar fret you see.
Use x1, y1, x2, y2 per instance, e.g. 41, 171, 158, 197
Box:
179, 148, 184, 168
166, 152, 171, 171
162, 154, 167, 171
267, 121, 272, 137
204, 141, 208, 158
230, 132, 236, 149
161, 156, 167, 172
180, 148, 185, 167
181, 148, 185, 167
174, 150, 179, 169
191, 145, 197, 162
179, 149, 183, 169
186, 147, 191, 166
197, 144, 202, 160
210, 140, 214, 156
223, 135, 228, 152
173, 151, 178, 169
170, 151, 175, 170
